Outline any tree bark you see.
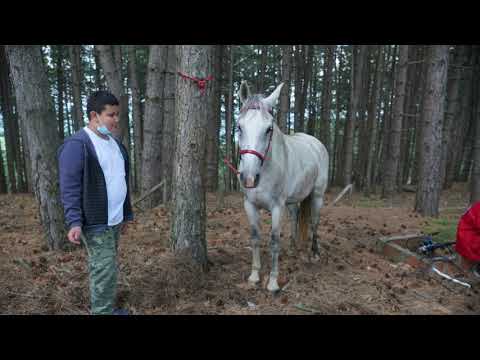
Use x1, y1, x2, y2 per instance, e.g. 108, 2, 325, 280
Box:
470, 47, 480, 203
224, 46, 234, 192
69, 45, 84, 131
320, 45, 334, 155
300, 45, 313, 133
162, 45, 177, 202
0, 46, 19, 193
127, 45, 142, 193
0, 141, 6, 193
356, 46, 372, 189
332, 46, 344, 186
415, 45, 449, 217
55, 45, 65, 140
258, 45, 268, 93
306, 53, 318, 137
206, 45, 222, 192
364, 46, 384, 196
170, 45, 212, 269
376, 45, 395, 187
95, 45, 130, 149
343, 45, 367, 187
383, 45, 409, 199
140, 45, 167, 208
6, 45, 66, 249
278, 45, 292, 133
445, 46, 472, 189
294, 45, 305, 133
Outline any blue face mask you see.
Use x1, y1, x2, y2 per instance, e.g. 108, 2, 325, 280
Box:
96, 115, 112, 136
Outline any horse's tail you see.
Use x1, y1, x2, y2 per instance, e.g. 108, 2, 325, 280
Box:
298, 194, 312, 245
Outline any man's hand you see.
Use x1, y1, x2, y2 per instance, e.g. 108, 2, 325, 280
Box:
68, 226, 82, 245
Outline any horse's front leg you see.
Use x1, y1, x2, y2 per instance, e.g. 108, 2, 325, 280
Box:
267, 204, 284, 293
287, 203, 299, 254
244, 199, 261, 285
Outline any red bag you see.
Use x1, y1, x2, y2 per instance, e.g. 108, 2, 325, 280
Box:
455, 202, 480, 262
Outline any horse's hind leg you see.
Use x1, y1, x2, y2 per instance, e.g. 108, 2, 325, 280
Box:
244, 199, 261, 285
287, 203, 299, 254
310, 195, 324, 260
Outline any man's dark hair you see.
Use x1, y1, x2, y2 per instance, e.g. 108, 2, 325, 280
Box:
86, 90, 119, 120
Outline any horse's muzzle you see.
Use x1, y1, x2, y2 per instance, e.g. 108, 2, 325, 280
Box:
242, 173, 260, 188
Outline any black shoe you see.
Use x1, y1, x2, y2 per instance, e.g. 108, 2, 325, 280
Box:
112, 308, 129, 315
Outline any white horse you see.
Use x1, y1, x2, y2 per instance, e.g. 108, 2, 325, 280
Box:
236, 81, 329, 293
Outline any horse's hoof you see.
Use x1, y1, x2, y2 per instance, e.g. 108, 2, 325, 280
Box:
267, 280, 280, 293
248, 272, 260, 285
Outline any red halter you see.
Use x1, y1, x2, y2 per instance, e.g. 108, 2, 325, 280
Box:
239, 128, 273, 165
224, 103, 273, 175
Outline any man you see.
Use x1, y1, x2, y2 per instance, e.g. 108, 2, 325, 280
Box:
58, 90, 133, 315
455, 201, 480, 277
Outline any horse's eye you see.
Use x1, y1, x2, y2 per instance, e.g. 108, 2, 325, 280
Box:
237, 126, 242, 133
266, 126, 273, 135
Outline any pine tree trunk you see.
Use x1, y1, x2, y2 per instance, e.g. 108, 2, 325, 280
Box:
375, 45, 395, 187
69, 45, 84, 131
445, 46, 473, 189
0, 142, 6, 193
93, 46, 103, 90
470, 47, 480, 203
278, 45, 292, 133
364, 46, 384, 196
320, 45, 334, 154
224, 46, 234, 192
19, 113, 32, 193
306, 53, 318, 137
95, 45, 130, 149
55, 45, 65, 140
170, 45, 212, 269
294, 45, 305, 133
402, 46, 422, 185
398, 47, 416, 188
6, 45, 66, 249
415, 45, 449, 217
206, 45, 222, 192
343, 45, 367, 187
258, 45, 267, 93
356, 46, 372, 189
0, 46, 18, 193
140, 45, 167, 208
332, 47, 343, 186
412, 46, 428, 185
471, 92, 480, 203
127, 45, 142, 193
162, 45, 177, 202
300, 45, 313, 133
383, 45, 409, 199
437, 47, 457, 189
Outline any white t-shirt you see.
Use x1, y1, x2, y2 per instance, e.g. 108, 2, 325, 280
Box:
84, 126, 127, 226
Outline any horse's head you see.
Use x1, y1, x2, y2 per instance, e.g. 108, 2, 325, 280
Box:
237, 81, 284, 189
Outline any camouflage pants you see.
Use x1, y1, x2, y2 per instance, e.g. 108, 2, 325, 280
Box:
83, 225, 121, 315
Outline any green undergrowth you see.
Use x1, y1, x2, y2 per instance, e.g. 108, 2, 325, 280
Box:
422, 216, 459, 244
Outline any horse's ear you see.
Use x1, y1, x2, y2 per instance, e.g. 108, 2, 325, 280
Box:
263, 83, 284, 109
240, 81, 251, 104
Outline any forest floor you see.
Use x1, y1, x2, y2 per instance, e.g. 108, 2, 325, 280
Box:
1, 183, 479, 315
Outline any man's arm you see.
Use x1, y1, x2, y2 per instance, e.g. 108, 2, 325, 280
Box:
58, 140, 84, 231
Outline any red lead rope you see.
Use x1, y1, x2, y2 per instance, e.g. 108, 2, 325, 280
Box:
177, 71, 213, 95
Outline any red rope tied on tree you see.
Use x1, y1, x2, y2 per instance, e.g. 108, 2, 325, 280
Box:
177, 71, 213, 95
